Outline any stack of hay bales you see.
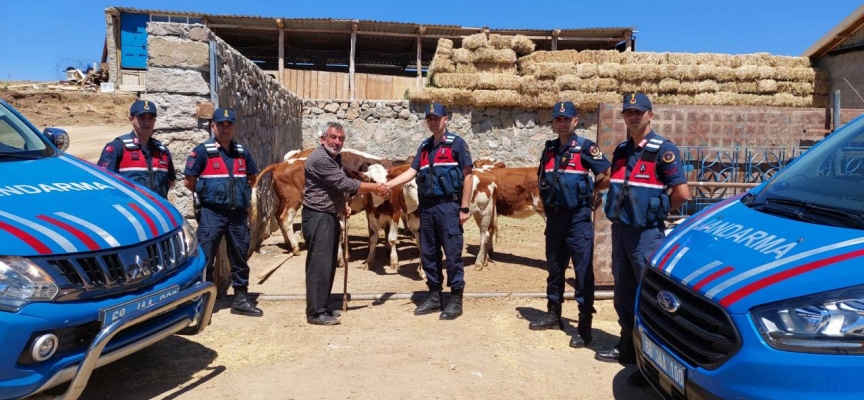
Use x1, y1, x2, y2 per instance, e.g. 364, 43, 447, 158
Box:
409, 38, 831, 110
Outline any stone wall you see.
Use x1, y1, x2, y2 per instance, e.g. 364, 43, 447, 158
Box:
146, 22, 302, 247
301, 99, 598, 164
813, 27, 864, 110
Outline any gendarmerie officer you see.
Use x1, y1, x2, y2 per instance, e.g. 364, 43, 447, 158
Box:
529, 101, 610, 349
385, 102, 473, 320
595, 93, 690, 386
183, 107, 263, 317
97, 100, 175, 198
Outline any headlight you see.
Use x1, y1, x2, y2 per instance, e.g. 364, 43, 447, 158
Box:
181, 220, 200, 259
0, 256, 59, 311
752, 285, 864, 354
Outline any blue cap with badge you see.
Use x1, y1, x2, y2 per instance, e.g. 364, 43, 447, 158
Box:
213, 107, 236, 123
130, 100, 157, 117
622, 92, 652, 112
551, 101, 577, 118
425, 102, 447, 118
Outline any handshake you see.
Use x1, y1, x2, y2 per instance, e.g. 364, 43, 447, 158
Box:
374, 182, 391, 197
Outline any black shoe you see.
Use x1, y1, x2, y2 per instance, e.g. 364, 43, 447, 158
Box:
529, 302, 562, 330
569, 335, 586, 348
627, 371, 649, 388
307, 314, 340, 325
594, 347, 636, 364
574, 312, 593, 347
440, 290, 463, 320
414, 290, 442, 315
327, 309, 342, 318
231, 289, 263, 317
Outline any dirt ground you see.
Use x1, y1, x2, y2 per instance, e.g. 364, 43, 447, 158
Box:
7, 87, 660, 400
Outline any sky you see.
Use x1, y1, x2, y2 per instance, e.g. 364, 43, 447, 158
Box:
0, 0, 861, 81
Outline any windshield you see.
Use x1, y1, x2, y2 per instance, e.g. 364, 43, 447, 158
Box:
0, 100, 53, 160
749, 115, 864, 225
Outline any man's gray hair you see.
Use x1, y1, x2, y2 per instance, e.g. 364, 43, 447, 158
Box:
321, 121, 345, 138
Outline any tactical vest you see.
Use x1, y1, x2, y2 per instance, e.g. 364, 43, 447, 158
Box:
538, 135, 594, 211
605, 135, 671, 228
116, 133, 172, 198
195, 140, 251, 210
416, 132, 464, 199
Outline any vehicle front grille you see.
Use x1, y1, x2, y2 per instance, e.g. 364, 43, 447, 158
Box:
638, 268, 741, 369
42, 230, 185, 293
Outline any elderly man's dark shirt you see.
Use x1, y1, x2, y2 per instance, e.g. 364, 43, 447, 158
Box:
302, 145, 361, 214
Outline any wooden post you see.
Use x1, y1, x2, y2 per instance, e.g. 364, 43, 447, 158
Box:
277, 19, 285, 86
551, 29, 561, 51
350, 21, 358, 100
625, 32, 633, 51
416, 26, 425, 87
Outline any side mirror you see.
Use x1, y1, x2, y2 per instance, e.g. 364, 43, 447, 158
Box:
43, 127, 70, 152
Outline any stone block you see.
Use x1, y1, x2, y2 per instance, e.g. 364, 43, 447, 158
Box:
149, 37, 209, 71
148, 23, 190, 38
146, 93, 209, 130
147, 68, 209, 95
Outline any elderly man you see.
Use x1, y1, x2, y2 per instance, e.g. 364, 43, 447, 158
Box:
98, 99, 175, 198
385, 102, 473, 320
303, 121, 389, 325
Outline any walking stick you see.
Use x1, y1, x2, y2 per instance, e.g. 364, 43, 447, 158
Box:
341, 213, 349, 313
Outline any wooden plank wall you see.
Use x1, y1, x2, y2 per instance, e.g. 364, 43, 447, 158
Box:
274, 69, 417, 100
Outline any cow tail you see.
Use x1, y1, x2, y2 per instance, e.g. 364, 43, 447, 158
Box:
250, 163, 280, 224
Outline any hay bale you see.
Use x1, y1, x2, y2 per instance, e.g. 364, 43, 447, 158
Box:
455, 63, 477, 73
428, 59, 456, 76
757, 66, 776, 80
718, 82, 739, 92
576, 50, 623, 64
656, 94, 693, 106
533, 62, 576, 79
474, 48, 517, 64
523, 92, 559, 109
488, 34, 511, 49
522, 50, 580, 64
776, 67, 815, 83
757, 79, 778, 94
452, 49, 474, 64
520, 77, 560, 95
694, 65, 717, 80
436, 38, 454, 51
476, 63, 518, 74
731, 53, 775, 67
576, 63, 599, 78
556, 75, 582, 91
406, 87, 434, 103
713, 66, 736, 82
772, 56, 811, 69
433, 73, 479, 89
597, 78, 619, 92
620, 79, 659, 94
512, 35, 536, 56
462, 33, 488, 50
477, 73, 522, 90
666, 53, 699, 66
473, 89, 522, 108
694, 80, 720, 93
598, 63, 620, 78
658, 78, 681, 94
772, 93, 809, 107
735, 65, 760, 81
622, 52, 667, 65
580, 77, 600, 92
737, 81, 759, 94
617, 64, 662, 81
777, 81, 814, 96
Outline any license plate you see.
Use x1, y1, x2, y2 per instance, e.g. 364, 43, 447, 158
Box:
100, 286, 180, 328
640, 329, 686, 391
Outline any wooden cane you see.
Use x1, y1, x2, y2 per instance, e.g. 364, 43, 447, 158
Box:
341, 213, 349, 313
256, 253, 294, 284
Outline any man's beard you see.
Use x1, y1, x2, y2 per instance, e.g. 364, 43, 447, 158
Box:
323, 144, 342, 156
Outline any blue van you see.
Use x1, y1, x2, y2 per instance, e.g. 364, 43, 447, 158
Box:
635, 113, 864, 399
0, 98, 215, 399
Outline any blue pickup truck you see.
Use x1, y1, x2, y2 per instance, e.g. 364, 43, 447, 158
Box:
635, 113, 864, 399
0, 98, 215, 399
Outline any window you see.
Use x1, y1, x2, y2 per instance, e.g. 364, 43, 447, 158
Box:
150, 15, 169, 22
169, 16, 188, 23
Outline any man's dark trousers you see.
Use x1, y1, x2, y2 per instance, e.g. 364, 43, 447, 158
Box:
197, 207, 251, 288
302, 208, 340, 318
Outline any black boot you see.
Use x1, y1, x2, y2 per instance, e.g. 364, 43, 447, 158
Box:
440, 289, 463, 320
414, 290, 442, 315
529, 302, 562, 330
569, 312, 594, 348
231, 288, 263, 317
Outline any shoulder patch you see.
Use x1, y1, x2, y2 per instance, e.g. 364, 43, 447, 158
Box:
105, 145, 113, 153
662, 151, 676, 164
190, 150, 197, 157
589, 145, 603, 160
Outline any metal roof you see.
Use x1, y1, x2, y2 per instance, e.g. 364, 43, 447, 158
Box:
109, 6, 634, 73
803, 4, 864, 59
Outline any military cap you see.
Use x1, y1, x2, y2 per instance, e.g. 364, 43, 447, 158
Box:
213, 107, 236, 123
425, 102, 447, 118
130, 100, 157, 117
622, 92, 653, 112
552, 101, 577, 119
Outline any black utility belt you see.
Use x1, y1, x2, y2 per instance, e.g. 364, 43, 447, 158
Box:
203, 204, 244, 212
545, 205, 579, 213
419, 195, 459, 206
